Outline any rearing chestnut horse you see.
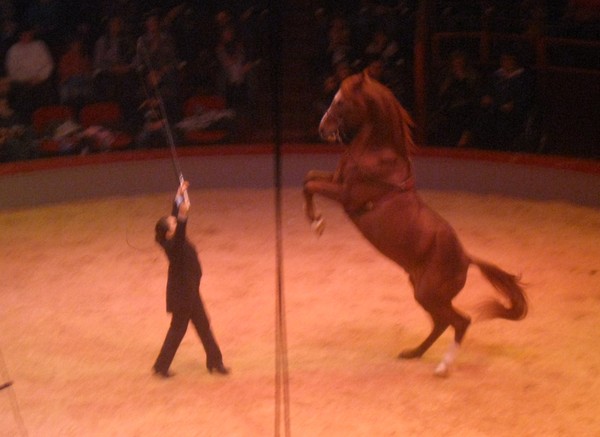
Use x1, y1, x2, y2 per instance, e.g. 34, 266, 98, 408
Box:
304, 72, 527, 377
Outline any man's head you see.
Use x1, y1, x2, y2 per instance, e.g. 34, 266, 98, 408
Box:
155, 215, 177, 246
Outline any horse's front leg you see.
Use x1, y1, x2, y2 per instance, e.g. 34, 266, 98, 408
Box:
303, 170, 342, 236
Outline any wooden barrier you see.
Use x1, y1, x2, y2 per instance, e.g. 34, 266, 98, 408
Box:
1, 144, 598, 210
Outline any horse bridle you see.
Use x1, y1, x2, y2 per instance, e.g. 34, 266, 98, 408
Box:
321, 106, 344, 143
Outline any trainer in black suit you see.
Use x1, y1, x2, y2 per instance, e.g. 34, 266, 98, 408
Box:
153, 181, 229, 377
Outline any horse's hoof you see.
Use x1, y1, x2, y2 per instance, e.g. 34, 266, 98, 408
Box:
398, 349, 422, 360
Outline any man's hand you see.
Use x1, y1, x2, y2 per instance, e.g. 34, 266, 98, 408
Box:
177, 181, 190, 219
177, 180, 190, 197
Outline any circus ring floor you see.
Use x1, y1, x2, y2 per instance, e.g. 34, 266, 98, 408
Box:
0, 144, 599, 436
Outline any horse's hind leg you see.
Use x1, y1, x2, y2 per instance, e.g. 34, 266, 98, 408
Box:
398, 309, 449, 359
400, 261, 471, 375
399, 279, 452, 359
433, 305, 471, 377
398, 294, 471, 376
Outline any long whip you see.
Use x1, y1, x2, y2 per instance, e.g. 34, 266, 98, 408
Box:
138, 40, 187, 193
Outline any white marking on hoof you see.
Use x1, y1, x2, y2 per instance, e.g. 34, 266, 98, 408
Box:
434, 361, 450, 378
311, 218, 325, 236
434, 341, 460, 377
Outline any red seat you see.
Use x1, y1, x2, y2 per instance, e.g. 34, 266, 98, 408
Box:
183, 94, 227, 114
181, 95, 230, 145
32, 105, 75, 154
79, 101, 133, 150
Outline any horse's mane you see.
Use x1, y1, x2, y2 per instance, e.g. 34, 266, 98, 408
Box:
340, 72, 417, 157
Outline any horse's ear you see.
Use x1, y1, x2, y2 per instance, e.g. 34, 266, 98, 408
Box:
345, 72, 365, 98
361, 70, 371, 82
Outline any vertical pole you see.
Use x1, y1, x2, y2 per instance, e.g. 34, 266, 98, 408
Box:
413, 0, 431, 145
270, 1, 291, 436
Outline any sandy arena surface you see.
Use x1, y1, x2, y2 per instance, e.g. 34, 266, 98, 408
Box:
0, 187, 599, 436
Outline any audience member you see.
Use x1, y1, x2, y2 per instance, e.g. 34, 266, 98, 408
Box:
428, 50, 481, 147
57, 35, 94, 110
214, 20, 260, 138
238, 5, 265, 65
237, 5, 266, 115
134, 9, 180, 72
161, 3, 204, 95
4, 23, 56, 124
92, 15, 137, 120
0, 76, 35, 161
135, 10, 183, 123
164, 3, 201, 62
93, 16, 134, 69
324, 16, 359, 74
471, 49, 534, 150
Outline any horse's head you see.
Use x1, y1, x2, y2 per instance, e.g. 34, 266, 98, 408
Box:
319, 71, 416, 157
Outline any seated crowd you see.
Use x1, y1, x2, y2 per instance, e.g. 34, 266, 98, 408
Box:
427, 48, 540, 151
0, 1, 596, 161
311, 3, 540, 151
0, 3, 264, 162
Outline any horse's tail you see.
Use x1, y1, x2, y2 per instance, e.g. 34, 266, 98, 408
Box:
471, 258, 528, 321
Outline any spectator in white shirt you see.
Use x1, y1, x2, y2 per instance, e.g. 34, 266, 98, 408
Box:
5, 24, 56, 123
